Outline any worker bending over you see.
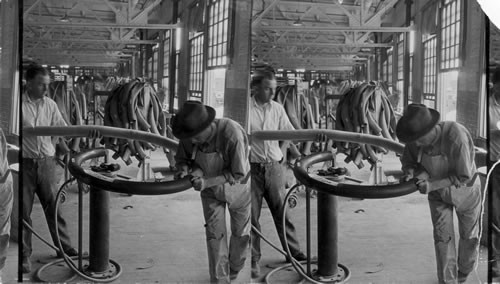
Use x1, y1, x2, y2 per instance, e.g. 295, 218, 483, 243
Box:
397, 104, 481, 284
173, 101, 251, 283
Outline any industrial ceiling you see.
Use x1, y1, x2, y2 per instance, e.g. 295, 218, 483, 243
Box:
23, 0, 176, 67
252, 0, 411, 72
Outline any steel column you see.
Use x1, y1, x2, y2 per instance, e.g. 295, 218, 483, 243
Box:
317, 191, 338, 277
89, 186, 110, 273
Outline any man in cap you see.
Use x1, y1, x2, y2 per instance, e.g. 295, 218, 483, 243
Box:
397, 103, 481, 284
172, 100, 251, 283
489, 65, 500, 279
249, 69, 307, 279
0, 128, 13, 283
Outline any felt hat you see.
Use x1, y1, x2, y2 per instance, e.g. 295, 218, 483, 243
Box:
395, 103, 440, 143
171, 100, 216, 139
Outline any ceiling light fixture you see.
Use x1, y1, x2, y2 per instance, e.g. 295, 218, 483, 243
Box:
338, 0, 344, 4
292, 17, 303, 26
59, 13, 70, 23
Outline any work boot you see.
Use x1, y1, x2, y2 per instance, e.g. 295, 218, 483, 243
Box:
458, 271, 468, 283
22, 257, 31, 273
286, 252, 307, 263
492, 260, 500, 278
229, 268, 239, 280
251, 261, 260, 278
57, 247, 79, 258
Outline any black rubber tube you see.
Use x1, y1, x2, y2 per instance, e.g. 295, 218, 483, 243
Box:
293, 152, 418, 199
68, 148, 192, 195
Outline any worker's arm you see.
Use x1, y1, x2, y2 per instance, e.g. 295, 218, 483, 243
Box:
400, 145, 419, 181
173, 141, 193, 179
191, 124, 250, 191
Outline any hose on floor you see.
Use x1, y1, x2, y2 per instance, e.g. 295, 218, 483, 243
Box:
25, 177, 122, 283
474, 160, 500, 282
252, 184, 351, 284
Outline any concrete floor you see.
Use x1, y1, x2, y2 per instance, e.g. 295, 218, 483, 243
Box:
17, 150, 489, 283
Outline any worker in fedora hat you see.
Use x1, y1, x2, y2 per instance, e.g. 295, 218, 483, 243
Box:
172, 100, 251, 283
397, 103, 481, 284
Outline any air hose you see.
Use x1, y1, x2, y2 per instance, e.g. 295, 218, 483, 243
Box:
251, 184, 351, 284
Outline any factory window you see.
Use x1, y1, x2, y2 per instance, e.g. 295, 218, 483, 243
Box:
189, 33, 204, 101
207, 0, 230, 68
152, 45, 158, 84
387, 50, 393, 86
440, 0, 461, 70
423, 35, 437, 108
381, 59, 387, 82
162, 30, 171, 109
394, 33, 404, 112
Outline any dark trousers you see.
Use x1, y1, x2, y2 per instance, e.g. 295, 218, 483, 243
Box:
250, 162, 301, 262
22, 157, 73, 257
491, 164, 500, 265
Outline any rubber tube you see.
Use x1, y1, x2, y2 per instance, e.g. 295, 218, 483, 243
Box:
23, 125, 179, 149
251, 129, 405, 154
68, 148, 192, 195
294, 152, 418, 199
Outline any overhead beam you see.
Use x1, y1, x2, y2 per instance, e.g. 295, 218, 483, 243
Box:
258, 25, 412, 32
274, 0, 361, 10
252, 0, 280, 25
364, 0, 399, 26
258, 42, 392, 48
24, 21, 179, 29
24, 38, 159, 44
23, 0, 42, 18
23, 47, 136, 52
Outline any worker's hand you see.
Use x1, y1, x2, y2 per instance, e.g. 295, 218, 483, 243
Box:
190, 167, 204, 178
190, 176, 207, 191
416, 179, 432, 194
400, 168, 415, 182
414, 170, 430, 181
174, 165, 189, 180
88, 129, 103, 139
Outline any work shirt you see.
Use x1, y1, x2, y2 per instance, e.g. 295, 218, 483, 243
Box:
175, 118, 250, 183
22, 93, 67, 158
0, 128, 8, 182
249, 96, 295, 163
401, 121, 476, 187
489, 89, 500, 161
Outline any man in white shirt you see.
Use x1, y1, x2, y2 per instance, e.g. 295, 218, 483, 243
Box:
21, 64, 77, 273
249, 70, 306, 278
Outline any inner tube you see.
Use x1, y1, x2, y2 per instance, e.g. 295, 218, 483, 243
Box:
294, 152, 418, 199
69, 148, 192, 195
23, 126, 191, 195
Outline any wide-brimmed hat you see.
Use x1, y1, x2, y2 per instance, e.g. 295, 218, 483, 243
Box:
396, 103, 440, 143
172, 101, 216, 139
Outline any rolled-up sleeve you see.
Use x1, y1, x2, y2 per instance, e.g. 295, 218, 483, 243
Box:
223, 125, 250, 183
449, 139, 475, 185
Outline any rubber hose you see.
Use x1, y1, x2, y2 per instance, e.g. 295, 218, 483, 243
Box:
251, 129, 404, 154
